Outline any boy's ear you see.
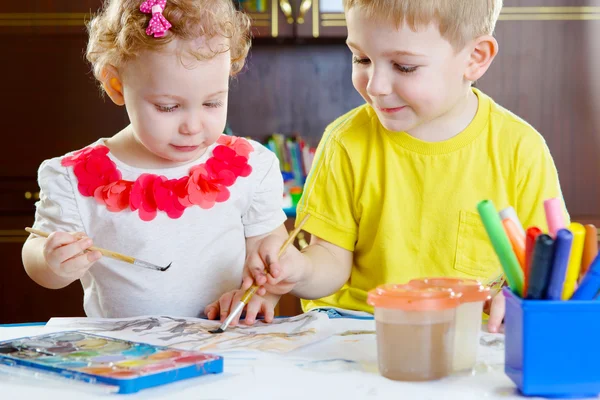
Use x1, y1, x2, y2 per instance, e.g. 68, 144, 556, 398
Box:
100, 66, 125, 106
464, 35, 499, 82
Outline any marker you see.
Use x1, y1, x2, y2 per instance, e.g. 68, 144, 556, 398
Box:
524, 227, 542, 297
499, 206, 525, 236
477, 200, 524, 297
544, 198, 566, 237
527, 234, 555, 300
503, 218, 526, 269
546, 229, 573, 300
581, 224, 598, 278
562, 223, 586, 299
571, 253, 600, 300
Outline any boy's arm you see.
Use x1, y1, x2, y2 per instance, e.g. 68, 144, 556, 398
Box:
245, 227, 353, 299
291, 235, 353, 299
515, 134, 568, 229
248, 132, 357, 299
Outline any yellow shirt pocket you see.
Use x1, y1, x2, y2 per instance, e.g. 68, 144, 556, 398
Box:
453, 210, 503, 281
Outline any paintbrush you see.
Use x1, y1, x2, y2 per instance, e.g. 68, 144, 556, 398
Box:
25, 228, 171, 272
210, 214, 310, 334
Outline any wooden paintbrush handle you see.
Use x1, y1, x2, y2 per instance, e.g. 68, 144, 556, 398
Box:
25, 227, 135, 265
90, 247, 135, 264
278, 214, 310, 257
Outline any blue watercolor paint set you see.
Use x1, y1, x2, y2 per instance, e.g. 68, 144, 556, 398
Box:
504, 288, 600, 398
0, 331, 223, 394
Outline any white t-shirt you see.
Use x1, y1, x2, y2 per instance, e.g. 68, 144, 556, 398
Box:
32, 137, 287, 318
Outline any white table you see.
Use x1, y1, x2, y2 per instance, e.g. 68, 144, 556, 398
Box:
0, 319, 574, 400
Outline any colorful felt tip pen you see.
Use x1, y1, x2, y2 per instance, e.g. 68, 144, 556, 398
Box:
499, 206, 525, 236
544, 198, 566, 237
571, 253, 600, 300
545, 228, 573, 300
524, 227, 542, 297
581, 224, 598, 278
527, 234, 555, 300
502, 218, 526, 269
561, 223, 586, 300
477, 200, 524, 297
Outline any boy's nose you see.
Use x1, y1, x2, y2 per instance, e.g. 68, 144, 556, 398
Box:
366, 69, 393, 97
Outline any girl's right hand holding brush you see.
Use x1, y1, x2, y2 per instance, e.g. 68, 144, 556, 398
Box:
24, 231, 103, 288
44, 232, 103, 278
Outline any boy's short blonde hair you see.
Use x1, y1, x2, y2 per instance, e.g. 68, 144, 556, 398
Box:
343, 0, 503, 49
87, 0, 251, 84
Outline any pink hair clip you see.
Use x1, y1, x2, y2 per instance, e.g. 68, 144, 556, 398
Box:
140, 0, 172, 38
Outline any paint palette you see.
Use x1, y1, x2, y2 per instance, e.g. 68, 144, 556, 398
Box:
0, 331, 222, 394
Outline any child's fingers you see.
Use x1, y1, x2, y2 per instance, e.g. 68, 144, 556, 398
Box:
43, 232, 79, 253
52, 238, 95, 265
240, 276, 254, 291
60, 252, 100, 275
245, 254, 268, 286
218, 291, 235, 322
204, 301, 219, 320
262, 301, 275, 323
487, 292, 506, 333
243, 297, 263, 325
228, 290, 246, 327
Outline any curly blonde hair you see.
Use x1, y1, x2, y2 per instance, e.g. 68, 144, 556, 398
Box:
87, 0, 251, 85
343, 0, 503, 50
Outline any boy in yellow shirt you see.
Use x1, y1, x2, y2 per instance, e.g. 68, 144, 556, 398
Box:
208, 0, 567, 332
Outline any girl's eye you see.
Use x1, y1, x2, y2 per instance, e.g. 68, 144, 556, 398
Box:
352, 56, 370, 65
155, 105, 179, 113
395, 65, 419, 74
204, 101, 224, 109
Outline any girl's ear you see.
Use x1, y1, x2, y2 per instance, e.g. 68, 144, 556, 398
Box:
100, 66, 125, 106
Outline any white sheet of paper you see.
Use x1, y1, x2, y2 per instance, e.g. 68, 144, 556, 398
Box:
44, 312, 334, 354
1, 319, 519, 400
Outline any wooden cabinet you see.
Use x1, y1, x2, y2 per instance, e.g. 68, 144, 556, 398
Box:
241, 0, 295, 38
244, 0, 346, 39
294, 0, 346, 38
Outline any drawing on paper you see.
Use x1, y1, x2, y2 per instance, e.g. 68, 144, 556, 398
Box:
45, 312, 333, 354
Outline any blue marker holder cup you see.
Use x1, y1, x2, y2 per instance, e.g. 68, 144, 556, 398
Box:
504, 287, 600, 398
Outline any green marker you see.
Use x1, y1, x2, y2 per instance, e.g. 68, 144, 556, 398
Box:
477, 199, 524, 297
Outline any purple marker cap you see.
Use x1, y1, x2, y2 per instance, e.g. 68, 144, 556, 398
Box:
546, 229, 573, 300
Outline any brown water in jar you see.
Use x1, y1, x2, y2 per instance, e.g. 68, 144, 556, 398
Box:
376, 320, 453, 381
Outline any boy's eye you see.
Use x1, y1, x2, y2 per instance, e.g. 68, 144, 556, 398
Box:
155, 105, 179, 113
395, 64, 418, 74
352, 56, 370, 65
204, 101, 224, 109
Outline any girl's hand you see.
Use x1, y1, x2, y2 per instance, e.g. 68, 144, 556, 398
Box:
484, 290, 505, 333
43, 231, 102, 279
205, 290, 280, 327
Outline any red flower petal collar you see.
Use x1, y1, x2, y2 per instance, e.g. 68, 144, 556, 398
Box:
61, 136, 254, 221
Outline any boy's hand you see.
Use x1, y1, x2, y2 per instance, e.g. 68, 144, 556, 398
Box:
244, 234, 306, 296
485, 290, 505, 333
205, 291, 279, 326
42, 231, 102, 279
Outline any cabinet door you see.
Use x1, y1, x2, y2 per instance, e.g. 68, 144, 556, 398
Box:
242, 0, 295, 38
295, 0, 347, 38
0, 213, 85, 324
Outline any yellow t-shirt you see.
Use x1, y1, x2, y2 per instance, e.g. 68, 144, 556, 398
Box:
297, 88, 567, 313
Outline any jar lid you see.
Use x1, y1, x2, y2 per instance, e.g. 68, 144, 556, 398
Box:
408, 277, 491, 303
367, 284, 461, 311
